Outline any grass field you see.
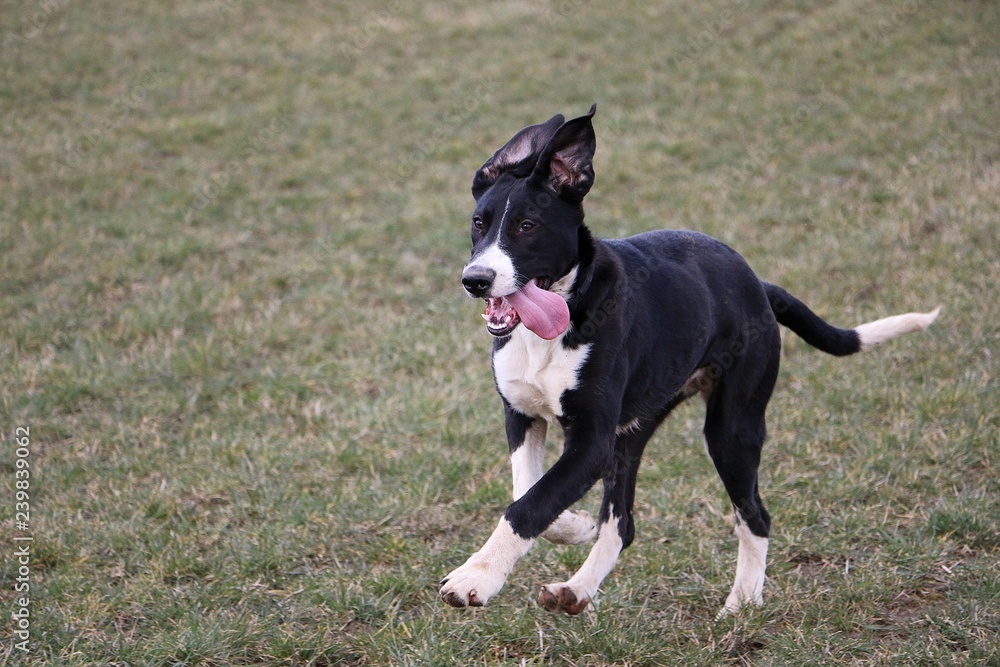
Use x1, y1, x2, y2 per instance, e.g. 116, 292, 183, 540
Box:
2, 0, 999, 664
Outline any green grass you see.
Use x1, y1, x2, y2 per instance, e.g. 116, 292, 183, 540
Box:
1, 0, 998, 664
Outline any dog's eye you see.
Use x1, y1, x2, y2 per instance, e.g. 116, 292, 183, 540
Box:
472, 216, 485, 232
518, 220, 536, 233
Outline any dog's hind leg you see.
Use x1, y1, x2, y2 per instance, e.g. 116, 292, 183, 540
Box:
703, 357, 778, 618
538, 420, 656, 614
538, 504, 627, 615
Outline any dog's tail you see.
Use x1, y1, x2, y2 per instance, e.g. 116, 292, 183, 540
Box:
762, 282, 940, 356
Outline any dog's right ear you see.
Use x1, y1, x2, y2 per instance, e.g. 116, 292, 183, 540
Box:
472, 114, 565, 200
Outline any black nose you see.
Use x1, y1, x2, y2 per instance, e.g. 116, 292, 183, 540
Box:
462, 267, 495, 297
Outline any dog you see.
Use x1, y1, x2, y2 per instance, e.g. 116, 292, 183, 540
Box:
440, 105, 939, 617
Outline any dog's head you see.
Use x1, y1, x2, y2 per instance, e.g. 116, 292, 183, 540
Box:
462, 105, 597, 339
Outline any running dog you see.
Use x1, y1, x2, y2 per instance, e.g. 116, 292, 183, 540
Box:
440, 105, 939, 616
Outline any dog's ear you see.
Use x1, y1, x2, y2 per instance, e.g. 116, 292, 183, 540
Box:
472, 114, 565, 200
530, 104, 596, 203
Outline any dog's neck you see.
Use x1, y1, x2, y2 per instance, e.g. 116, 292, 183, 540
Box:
566, 224, 598, 308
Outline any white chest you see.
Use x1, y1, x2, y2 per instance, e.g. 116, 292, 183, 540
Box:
492, 328, 592, 421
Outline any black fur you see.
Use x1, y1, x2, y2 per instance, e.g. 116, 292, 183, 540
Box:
763, 282, 861, 356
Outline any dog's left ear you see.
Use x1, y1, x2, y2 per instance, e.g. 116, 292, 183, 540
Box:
530, 104, 597, 203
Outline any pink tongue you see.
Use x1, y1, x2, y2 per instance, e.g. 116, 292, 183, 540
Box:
506, 281, 571, 340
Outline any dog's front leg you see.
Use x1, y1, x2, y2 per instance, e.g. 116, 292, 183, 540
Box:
438, 409, 542, 608
439, 515, 535, 608
441, 419, 613, 608
508, 409, 597, 545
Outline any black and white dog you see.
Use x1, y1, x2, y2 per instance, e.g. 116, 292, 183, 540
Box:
440, 105, 939, 616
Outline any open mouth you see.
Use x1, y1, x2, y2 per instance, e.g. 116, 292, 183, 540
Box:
483, 295, 522, 337
480, 277, 571, 340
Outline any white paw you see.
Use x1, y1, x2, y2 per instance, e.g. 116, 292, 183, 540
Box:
441, 518, 534, 608
439, 556, 509, 608
538, 580, 595, 615
542, 509, 598, 545
716, 589, 764, 620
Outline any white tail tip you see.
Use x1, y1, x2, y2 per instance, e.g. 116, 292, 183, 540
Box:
855, 306, 941, 351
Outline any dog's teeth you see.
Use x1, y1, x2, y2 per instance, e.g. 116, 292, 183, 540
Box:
482, 314, 490, 321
